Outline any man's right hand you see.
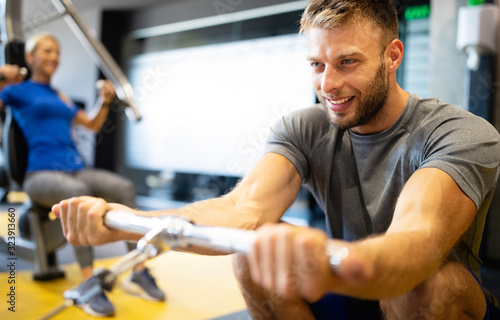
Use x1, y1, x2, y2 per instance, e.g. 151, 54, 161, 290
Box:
52, 196, 140, 246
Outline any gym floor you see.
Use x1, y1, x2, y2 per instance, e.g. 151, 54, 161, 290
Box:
1, 193, 500, 319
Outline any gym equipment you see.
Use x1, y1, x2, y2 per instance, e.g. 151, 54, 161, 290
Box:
0, 107, 67, 280
39, 211, 349, 319
0, 0, 143, 279
48, 0, 142, 121
0, 0, 142, 121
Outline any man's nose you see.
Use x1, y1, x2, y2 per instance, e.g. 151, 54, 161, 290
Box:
321, 65, 343, 94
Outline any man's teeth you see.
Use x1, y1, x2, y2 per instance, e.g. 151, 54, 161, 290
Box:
330, 97, 352, 104
330, 97, 352, 105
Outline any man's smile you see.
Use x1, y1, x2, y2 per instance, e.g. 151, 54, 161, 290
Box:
326, 96, 355, 112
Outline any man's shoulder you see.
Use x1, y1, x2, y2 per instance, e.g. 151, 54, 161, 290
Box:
284, 103, 331, 132
409, 94, 499, 141
287, 104, 330, 126
411, 94, 491, 124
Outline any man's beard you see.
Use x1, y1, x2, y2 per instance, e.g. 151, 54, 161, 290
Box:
317, 61, 390, 131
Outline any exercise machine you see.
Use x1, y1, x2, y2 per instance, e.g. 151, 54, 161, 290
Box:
39, 212, 349, 319
0, 0, 142, 279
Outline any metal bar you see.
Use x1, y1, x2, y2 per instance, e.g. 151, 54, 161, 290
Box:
0, 0, 23, 64
105, 210, 349, 271
130, 1, 308, 40
0, 0, 22, 42
50, 0, 142, 121
23, 12, 66, 34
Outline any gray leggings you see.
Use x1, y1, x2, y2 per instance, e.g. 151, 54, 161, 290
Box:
24, 168, 137, 269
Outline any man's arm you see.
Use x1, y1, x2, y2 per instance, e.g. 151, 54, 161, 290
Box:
248, 167, 477, 302
52, 153, 303, 252
345, 167, 476, 298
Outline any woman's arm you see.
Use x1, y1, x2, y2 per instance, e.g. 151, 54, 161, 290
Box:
0, 64, 25, 108
72, 80, 115, 133
0, 64, 24, 90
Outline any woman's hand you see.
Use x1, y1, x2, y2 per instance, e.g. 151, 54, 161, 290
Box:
0, 64, 25, 84
97, 79, 116, 106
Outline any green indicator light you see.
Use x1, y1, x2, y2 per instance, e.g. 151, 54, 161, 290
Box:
405, 4, 431, 20
468, 0, 485, 5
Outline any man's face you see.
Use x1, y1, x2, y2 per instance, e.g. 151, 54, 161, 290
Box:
307, 20, 390, 133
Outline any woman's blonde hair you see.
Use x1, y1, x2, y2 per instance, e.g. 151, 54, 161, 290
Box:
24, 32, 59, 57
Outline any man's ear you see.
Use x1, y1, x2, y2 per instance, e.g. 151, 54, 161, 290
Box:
385, 39, 404, 73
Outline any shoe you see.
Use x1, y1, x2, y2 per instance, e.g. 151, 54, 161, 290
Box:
122, 267, 166, 302
79, 289, 115, 317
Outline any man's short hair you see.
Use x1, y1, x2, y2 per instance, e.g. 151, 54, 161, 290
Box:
300, 0, 399, 51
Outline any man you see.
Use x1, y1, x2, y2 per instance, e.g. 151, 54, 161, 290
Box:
53, 0, 500, 319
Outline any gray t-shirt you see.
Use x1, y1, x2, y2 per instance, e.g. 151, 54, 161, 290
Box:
266, 94, 500, 294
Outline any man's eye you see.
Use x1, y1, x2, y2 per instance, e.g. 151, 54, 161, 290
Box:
341, 59, 355, 65
310, 62, 323, 68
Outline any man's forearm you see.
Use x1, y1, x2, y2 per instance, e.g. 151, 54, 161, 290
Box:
172, 196, 261, 229
329, 230, 443, 300
121, 195, 263, 255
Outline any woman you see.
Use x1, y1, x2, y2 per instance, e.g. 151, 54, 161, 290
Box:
0, 33, 164, 317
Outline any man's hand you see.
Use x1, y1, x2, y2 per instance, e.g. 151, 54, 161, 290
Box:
52, 196, 136, 246
248, 224, 331, 302
247, 224, 373, 302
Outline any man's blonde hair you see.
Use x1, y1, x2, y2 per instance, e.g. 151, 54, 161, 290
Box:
300, 0, 399, 52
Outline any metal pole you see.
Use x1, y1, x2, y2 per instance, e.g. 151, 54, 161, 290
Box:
49, 0, 142, 121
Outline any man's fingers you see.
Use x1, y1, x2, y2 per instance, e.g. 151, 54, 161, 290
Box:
86, 198, 112, 246
276, 227, 296, 297
261, 229, 276, 291
54, 196, 108, 246
248, 232, 262, 284
293, 230, 333, 302
67, 197, 84, 245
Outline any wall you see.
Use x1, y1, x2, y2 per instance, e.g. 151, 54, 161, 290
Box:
429, 0, 468, 107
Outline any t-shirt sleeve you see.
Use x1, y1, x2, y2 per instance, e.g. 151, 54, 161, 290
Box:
265, 114, 309, 181
264, 105, 330, 182
419, 111, 500, 208
69, 103, 79, 119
